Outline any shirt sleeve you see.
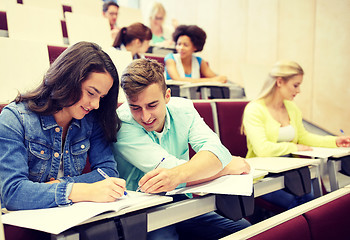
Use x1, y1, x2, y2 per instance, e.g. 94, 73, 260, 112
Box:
188, 103, 232, 168
113, 121, 187, 174
243, 102, 298, 157
164, 53, 174, 62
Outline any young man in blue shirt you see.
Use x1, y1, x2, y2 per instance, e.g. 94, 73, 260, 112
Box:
112, 59, 251, 239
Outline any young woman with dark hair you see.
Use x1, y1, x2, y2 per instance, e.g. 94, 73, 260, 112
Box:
112, 22, 152, 59
0, 41, 126, 211
165, 24, 227, 83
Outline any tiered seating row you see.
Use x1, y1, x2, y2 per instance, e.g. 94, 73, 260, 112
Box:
221, 186, 350, 240
193, 100, 249, 157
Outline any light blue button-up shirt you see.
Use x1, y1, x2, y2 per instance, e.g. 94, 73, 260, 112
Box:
112, 97, 232, 191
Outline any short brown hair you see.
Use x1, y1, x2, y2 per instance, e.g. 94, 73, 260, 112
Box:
121, 59, 166, 100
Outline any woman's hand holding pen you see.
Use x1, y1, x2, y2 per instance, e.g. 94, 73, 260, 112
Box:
68, 178, 126, 203
336, 136, 350, 147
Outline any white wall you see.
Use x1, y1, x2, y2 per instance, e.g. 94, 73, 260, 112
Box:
139, 0, 350, 135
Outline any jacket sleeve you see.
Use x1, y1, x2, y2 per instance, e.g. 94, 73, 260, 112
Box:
292, 104, 337, 148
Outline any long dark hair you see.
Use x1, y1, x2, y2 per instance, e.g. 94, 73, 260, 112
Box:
16, 41, 121, 142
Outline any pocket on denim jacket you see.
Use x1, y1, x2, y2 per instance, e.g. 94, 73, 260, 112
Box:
71, 139, 90, 173
28, 141, 52, 181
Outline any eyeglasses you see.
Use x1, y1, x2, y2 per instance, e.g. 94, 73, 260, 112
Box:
107, 11, 118, 17
154, 16, 164, 21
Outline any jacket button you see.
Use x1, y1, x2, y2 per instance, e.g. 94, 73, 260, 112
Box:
54, 152, 60, 158
40, 150, 44, 154
55, 127, 60, 132
66, 150, 68, 154
81, 145, 85, 149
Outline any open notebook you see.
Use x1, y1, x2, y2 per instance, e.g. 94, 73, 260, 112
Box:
2, 191, 172, 235
292, 147, 350, 159
166, 171, 253, 196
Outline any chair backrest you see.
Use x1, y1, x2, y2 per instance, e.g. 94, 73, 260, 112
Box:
0, 202, 5, 240
102, 47, 132, 103
249, 215, 311, 240
21, 0, 64, 19
216, 101, 249, 157
47, 45, 67, 64
117, 6, 143, 28
68, 0, 102, 17
0, 38, 50, 103
303, 192, 350, 240
193, 101, 215, 131
0, 11, 7, 30
6, 4, 64, 45
189, 101, 217, 158
144, 54, 165, 66
65, 12, 111, 47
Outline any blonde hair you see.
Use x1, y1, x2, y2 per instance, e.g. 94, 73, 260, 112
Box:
258, 60, 304, 99
150, 2, 166, 20
241, 60, 304, 135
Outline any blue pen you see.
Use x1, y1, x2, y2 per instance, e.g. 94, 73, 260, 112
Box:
97, 168, 128, 196
136, 157, 165, 192
340, 129, 345, 135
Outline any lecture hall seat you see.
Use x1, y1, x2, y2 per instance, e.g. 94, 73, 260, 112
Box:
248, 215, 311, 240
215, 101, 249, 157
47, 45, 67, 65
144, 54, 165, 66
303, 192, 350, 240
189, 101, 216, 157
0, 11, 8, 31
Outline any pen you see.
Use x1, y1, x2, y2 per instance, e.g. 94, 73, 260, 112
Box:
97, 168, 128, 196
340, 129, 345, 135
136, 157, 165, 192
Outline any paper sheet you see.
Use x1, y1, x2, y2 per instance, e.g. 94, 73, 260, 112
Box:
247, 157, 320, 173
292, 147, 350, 158
166, 171, 253, 196
2, 191, 171, 235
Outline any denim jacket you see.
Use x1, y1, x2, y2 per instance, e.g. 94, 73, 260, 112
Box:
0, 102, 119, 210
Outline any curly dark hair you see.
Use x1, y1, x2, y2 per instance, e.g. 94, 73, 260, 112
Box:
16, 41, 121, 142
172, 25, 207, 52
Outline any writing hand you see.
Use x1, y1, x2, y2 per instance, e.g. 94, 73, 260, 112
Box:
138, 168, 180, 194
336, 136, 350, 147
69, 178, 126, 203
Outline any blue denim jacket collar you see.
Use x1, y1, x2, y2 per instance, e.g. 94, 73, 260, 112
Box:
40, 114, 81, 130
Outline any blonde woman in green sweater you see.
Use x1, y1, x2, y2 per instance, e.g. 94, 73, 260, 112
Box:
242, 60, 350, 209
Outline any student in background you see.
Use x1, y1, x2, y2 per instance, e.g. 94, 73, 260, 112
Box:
0, 42, 126, 211
164, 24, 227, 83
102, 1, 120, 40
112, 22, 152, 59
148, 2, 176, 48
242, 60, 350, 209
113, 59, 251, 240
